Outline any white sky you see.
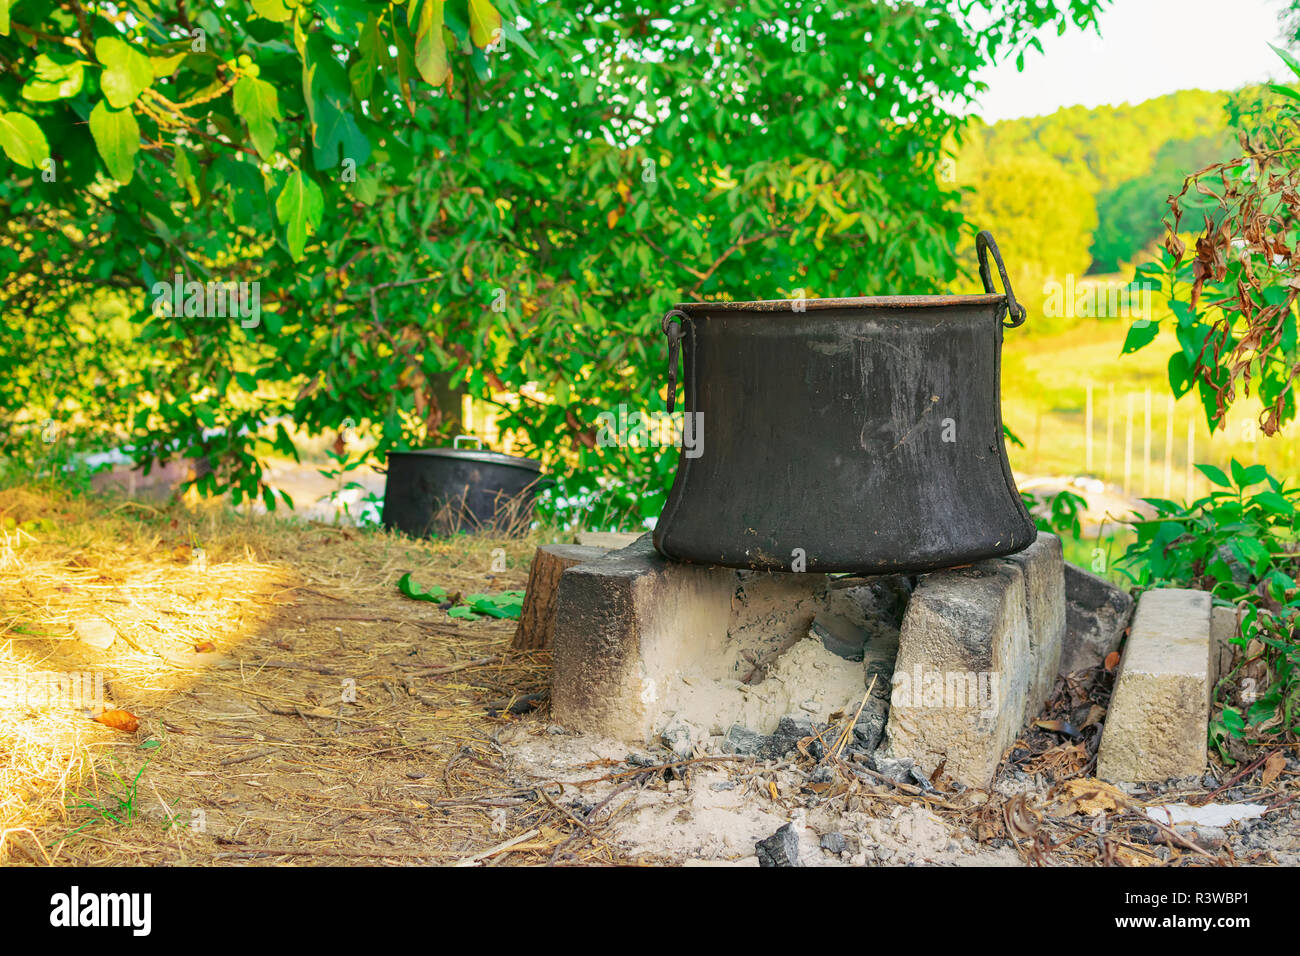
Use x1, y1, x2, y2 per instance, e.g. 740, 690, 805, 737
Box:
973, 0, 1293, 121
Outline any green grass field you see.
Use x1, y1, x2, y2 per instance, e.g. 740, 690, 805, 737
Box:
1002, 318, 1299, 496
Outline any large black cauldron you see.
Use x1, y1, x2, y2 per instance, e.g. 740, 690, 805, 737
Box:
652, 231, 1036, 573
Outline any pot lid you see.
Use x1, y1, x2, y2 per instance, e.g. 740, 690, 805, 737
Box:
674, 293, 1006, 313
388, 447, 543, 471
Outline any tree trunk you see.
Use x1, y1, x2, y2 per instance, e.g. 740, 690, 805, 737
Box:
427, 371, 467, 437
512, 544, 608, 650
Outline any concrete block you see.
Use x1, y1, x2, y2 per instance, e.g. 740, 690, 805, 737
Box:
550, 535, 831, 742
1097, 588, 1211, 785
1210, 605, 1239, 688
997, 532, 1065, 720
573, 531, 641, 549
1060, 562, 1134, 674
883, 560, 1032, 788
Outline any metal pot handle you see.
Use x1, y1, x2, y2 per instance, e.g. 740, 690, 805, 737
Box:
975, 230, 1027, 329
661, 309, 689, 413
453, 435, 484, 449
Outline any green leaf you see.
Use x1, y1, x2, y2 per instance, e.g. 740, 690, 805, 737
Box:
1167, 351, 1193, 398
96, 35, 154, 109
499, 20, 536, 58
1270, 43, 1300, 81
1221, 706, 1245, 737
412, 0, 449, 86
1176, 322, 1213, 365
151, 51, 188, 78
351, 12, 386, 100
1253, 491, 1295, 515
302, 32, 370, 169
1230, 459, 1266, 488
1121, 319, 1158, 354
1196, 374, 1224, 431
312, 96, 369, 169
233, 75, 281, 160
0, 111, 49, 169
275, 170, 324, 261
0, 0, 9, 36
1195, 463, 1231, 488
468, 0, 502, 48
251, 0, 293, 22
396, 572, 447, 602
174, 146, 199, 204
1232, 536, 1271, 574
89, 100, 139, 183
1168, 299, 1196, 328
22, 53, 85, 102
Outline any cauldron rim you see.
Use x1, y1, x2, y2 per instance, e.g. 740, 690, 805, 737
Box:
386, 448, 542, 472
673, 293, 1005, 314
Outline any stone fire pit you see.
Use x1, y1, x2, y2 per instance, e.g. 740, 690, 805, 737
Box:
550, 532, 1076, 788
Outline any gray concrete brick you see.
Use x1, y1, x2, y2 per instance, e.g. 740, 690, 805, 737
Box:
1097, 588, 1211, 784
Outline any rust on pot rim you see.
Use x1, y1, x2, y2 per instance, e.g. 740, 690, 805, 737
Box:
671, 293, 1007, 313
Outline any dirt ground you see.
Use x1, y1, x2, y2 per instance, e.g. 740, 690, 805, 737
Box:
1, 486, 1296, 867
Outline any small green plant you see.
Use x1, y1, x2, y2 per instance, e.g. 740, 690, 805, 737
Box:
1119, 459, 1300, 761
317, 447, 382, 527
62, 756, 153, 836
1020, 488, 1088, 541
0, 422, 105, 495
1118, 460, 1298, 596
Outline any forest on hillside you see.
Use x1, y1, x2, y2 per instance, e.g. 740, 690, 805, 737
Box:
955, 88, 1242, 326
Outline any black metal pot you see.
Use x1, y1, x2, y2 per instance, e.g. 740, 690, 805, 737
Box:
381, 437, 543, 538
652, 230, 1036, 573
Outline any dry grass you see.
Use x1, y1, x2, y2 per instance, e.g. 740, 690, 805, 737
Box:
6, 486, 1293, 868
0, 485, 612, 866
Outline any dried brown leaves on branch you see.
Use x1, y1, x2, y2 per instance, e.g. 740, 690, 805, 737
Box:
1164, 126, 1300, 435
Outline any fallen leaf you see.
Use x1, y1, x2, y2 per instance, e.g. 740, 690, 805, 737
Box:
1261, 751, 1286, 787
95, 709, 140, 733
1055, 777, 1130, 814
930, 758, 947, 786
73, 616, 117, 650
172, 543, 192, 562
1104, 651, 1121, 671
193, 641, 216, 653
1083, 704, 1107, 727
1033, 718, 1082, 738
1003, 793, 1041, 839
767, 781, 779, 800
397, 572, 447, 603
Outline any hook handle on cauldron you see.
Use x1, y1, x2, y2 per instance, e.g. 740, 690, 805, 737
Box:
661, 309, 688, 413
975, 230, 1027, 329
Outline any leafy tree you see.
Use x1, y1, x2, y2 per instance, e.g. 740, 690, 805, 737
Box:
959, 148, 1097, 331
957, 89, 1234, 284
1, 0, 514, 505
961, 89, 1232, 195
1, 0, 1108, 525
1091, 133, 1235, 273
